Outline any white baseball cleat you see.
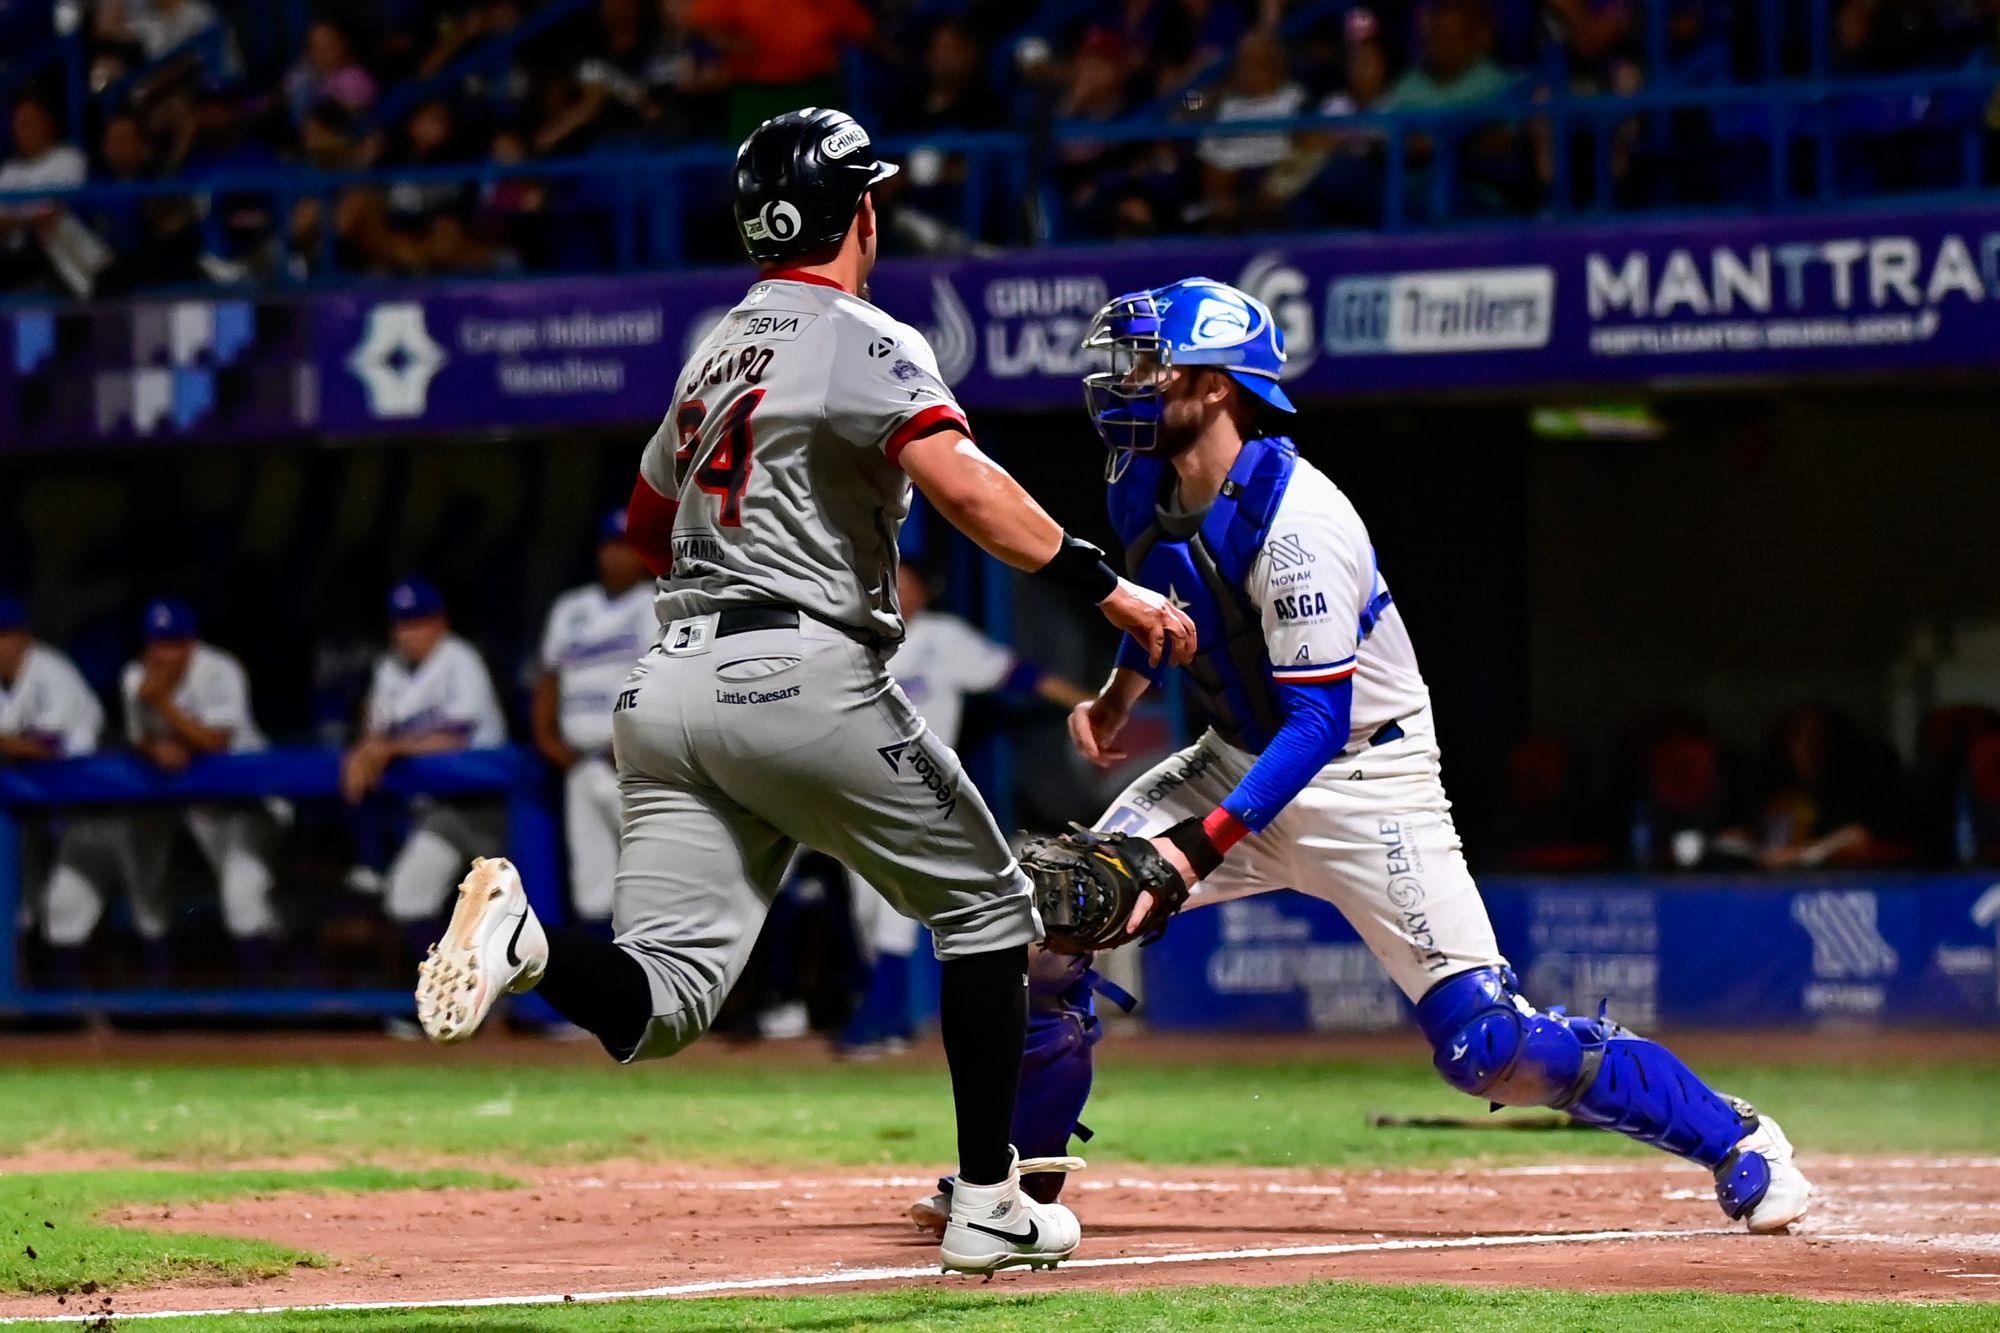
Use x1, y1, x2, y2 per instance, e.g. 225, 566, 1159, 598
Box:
937, 1151, 1083, 1273
414, 857, 547, 1044
1716, 1104, 1812, 1233
912, 1155, 1086, 1239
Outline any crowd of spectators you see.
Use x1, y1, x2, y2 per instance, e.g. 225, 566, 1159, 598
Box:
2, 2, 1999, 284
1485, 701, 2000, 875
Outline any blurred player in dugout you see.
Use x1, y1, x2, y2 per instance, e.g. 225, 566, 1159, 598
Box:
532, 510, 658, 929
1, 593, 105, 972
341, 578, 506, 965
42, 599, 285, 981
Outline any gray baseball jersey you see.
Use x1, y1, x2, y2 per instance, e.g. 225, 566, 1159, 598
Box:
638, 274, 967, 645
600, 273, 1037, 1063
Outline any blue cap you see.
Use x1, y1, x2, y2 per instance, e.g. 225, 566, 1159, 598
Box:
142, 597, 198, 641
0, 593, 25, 633
598, 507, 630, 543
388, 577, 446, 621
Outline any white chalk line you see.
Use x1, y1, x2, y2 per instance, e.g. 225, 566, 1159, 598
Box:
0, 1226, 1738, 1326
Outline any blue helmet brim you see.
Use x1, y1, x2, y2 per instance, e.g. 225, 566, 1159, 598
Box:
1233, 372, 1297, 414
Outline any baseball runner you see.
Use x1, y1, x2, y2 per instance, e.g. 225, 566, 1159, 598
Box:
533, 509, 659, 925
410, 109, 1195, 1276
343, 579, 507, 950
44, 599, 283, 974
908, 277, 1813, 1236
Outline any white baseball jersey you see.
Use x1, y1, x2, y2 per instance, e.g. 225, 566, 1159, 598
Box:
121, 642, 267, 753
365, 634, 506, 747
639, 274, 969, 644
0, 642, 104, 757
539, 582, 659, 753
1251, 458, 1433, 746
887, 611, 1015, 751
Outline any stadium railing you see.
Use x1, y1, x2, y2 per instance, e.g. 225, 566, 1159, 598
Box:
1, 69, 1994, 291
0, 746, 561, 1018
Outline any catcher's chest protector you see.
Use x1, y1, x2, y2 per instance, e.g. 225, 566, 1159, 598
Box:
1109, 436, 1299, 753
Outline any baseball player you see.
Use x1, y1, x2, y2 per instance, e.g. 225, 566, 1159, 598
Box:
343, 579, 507, 955
909, 277, 1812, 1237
533, 509, 659, 925
43, 599, 282, 976
0, 593, 102, 764
838, 557, 1093, 1054
1, 593, 104, 969
411, 108, 1194, 1276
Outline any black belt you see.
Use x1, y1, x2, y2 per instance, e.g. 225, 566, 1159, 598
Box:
715, 605, 801, 638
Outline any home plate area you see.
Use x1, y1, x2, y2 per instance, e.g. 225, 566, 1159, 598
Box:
4, 1155, 1997, 1322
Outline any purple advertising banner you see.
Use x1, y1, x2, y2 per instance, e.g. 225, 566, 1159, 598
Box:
7, 202, 2000, 447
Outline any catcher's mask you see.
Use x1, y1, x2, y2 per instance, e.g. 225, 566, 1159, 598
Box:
1081, 277, 1296, 482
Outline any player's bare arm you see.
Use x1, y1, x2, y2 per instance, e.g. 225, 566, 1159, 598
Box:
900, 430, 1196, 668
530, 673, 578, 770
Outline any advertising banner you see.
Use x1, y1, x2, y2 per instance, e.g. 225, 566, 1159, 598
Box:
1137, 873, 2000, 1031
7, 203, 2000, 446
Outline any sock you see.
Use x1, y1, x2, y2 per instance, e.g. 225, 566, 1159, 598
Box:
535, 927, 653, 1057
940, 944, 1028, 1186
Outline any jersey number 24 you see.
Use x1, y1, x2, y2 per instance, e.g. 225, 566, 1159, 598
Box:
673, 389, 765, 527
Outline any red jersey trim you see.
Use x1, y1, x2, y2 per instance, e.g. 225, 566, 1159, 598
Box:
883, 404, 970, 467
762, 268, 850, 293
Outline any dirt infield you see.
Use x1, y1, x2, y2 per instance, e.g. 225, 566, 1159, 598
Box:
1, 1154, 1996, 1321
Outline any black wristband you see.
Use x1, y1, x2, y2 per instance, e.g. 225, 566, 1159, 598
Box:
1162, 815, 1226, 881
1037, 532, 1120, 603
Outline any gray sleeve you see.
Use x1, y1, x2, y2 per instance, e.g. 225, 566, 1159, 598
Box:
823, 310, 969, 462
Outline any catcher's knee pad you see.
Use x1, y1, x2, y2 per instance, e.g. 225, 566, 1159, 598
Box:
1415, 967, 1752, 1169
1014, 1000, 1101, 1161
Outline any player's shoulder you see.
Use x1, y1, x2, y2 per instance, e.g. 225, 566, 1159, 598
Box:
193, 641, 249, 681
1272, 453, 1364, 534
823, 294, 932, 357
441, 634, 497, 679
29, 641, 87, 685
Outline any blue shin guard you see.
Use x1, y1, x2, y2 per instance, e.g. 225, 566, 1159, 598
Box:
1415, 968, 1767, 1214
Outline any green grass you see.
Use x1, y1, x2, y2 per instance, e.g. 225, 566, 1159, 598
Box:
0, 1053, 1995, 1170
3, 1283, 1996, 1332
0, 1167, 507, 1295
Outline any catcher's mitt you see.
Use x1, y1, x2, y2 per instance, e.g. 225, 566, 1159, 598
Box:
1022, 824, 1190, 954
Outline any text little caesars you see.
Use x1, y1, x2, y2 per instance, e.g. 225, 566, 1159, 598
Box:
715, 686, 801, 704
1327, 267, 1554, 354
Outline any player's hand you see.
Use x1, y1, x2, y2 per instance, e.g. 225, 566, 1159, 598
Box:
1068, 696, 1131, 769
340, 740, 389, 804
136, 666, 176, 707
1098, 578, 1196, 668
1122, 837, 1197, 937
143, 737, 191, 773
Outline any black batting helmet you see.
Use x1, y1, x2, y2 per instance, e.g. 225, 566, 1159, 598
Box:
732, 108, 899, 263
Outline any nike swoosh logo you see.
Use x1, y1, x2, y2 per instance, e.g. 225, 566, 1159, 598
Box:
503, 910, 529, 968
964, 1217, 1039, 1246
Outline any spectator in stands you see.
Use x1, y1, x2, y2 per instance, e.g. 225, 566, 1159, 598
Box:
1054, 27, 1193, 236
1264, 6, 1393, 226
535, 0, 669, 154
1196, 26, 1309, 231
1378, 0, 1526, 216
0, 594, 103, 764
533, 511, 656, 927
885, 20, 1006, 135
44, 599, 284, 982
1720, 705, 1907, 869
82, 112, 202, 294
285, 21, 379, 128
94, 0, 228, 63
1380, 0, 1517, 115
683, 0, 876, 140
343, 579, 507, 961
328, 97, 506, 275
0, 96, 87, 293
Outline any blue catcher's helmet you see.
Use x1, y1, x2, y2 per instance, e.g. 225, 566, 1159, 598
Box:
1082, 276, 1295, 479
